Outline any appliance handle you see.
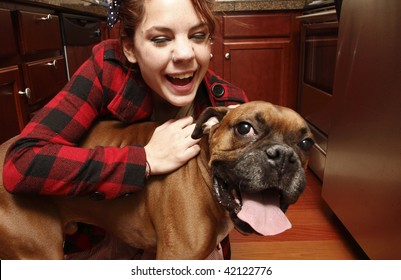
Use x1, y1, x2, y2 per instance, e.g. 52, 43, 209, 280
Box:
296, 9, 337, 20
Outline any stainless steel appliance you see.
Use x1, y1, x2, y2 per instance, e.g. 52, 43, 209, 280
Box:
322, 0, 401, 259
60, 13, 101, 80
296, 1, 338, 180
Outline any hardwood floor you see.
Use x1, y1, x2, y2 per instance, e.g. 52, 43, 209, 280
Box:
229, 169, 369, 260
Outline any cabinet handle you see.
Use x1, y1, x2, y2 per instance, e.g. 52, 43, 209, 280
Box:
225, 52, 230, 60
39, 14, 53, 21
18, 88, 31, 99
45, 60, 57, 68
94, 28, 101, 37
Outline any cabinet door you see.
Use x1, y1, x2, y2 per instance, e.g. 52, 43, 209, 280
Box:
0, 66, 26, 143
0, 9, 18, 59
223, 40, 290, 106
22, 56, 67, 113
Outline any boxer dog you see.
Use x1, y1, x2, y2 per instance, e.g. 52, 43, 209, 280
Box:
0, 101, 314, 259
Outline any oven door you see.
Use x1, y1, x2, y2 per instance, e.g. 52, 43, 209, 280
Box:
301, 20, 338, 136
297, 10, 338, 180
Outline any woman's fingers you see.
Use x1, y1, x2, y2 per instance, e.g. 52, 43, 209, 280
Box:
144, 116, 201, 176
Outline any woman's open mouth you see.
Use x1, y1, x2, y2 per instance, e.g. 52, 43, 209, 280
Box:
166, 72, 194, 87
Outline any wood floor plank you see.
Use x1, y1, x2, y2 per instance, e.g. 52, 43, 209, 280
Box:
231, 240, 361, 260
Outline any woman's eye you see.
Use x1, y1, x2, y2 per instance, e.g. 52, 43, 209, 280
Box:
191, 33, 208, 42
151, 37, 170, 45
235, 122, 255, 136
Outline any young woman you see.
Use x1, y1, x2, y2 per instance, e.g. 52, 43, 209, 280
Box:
2, 0, 248, 259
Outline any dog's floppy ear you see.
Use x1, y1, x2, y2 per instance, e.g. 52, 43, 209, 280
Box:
191, 106, 230, 139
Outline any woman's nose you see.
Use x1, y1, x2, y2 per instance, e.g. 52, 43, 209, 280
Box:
172, 38, 195, 62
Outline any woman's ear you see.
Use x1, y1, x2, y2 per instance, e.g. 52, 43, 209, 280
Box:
122, 41, 137, 63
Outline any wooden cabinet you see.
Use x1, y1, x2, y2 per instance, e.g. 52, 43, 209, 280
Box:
0, 5, 68, 143
0, 8, 23, 144
223, 40, 291, 106
0, 66, 26, 144
0, 8, 18, 59
17, 11, 62, 55
17, 9, 68, 118
22, 56, 67, 112
211, 13, 301, 109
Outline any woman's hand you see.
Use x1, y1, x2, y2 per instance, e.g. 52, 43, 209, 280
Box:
144, 116, 201, 176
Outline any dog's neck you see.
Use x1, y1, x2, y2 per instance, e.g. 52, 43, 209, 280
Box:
195, 136, 212, 186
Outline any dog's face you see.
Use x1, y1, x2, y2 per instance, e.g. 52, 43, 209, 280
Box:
192, 101, 314, 236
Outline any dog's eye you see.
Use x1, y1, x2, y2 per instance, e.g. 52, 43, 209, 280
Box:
298, 138, 314, 151
235, 122, 255, 136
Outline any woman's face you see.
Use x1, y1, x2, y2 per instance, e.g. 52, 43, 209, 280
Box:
124, 0, 212, 107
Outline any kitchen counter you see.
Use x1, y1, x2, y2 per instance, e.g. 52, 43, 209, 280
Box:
0, 0, 107, 17
213, 0, 306, 12
15, 0, 306, 17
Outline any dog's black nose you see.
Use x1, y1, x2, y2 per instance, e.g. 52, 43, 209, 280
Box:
266, 145, 296, 170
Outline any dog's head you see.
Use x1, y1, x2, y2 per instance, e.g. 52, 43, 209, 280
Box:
192, 101, 314, 236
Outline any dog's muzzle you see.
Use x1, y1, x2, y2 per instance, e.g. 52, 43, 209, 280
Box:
211, 143, 307, 236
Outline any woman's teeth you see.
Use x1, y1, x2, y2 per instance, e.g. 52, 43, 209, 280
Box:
167, 73, 194, 85
169, 73, 193, 79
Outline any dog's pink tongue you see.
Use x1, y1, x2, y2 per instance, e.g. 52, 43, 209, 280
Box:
237, 192, 291, 236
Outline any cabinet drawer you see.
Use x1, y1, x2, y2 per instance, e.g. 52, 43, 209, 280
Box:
299, 84, 332, 136
223, 14, 292, 38
0, 9, 18, 58
17, 11, 62, 55
22, 56, 67, 107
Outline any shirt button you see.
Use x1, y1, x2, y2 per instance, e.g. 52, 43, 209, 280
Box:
119, 193, 133, 198
90, 191, 105, 201
212, 84, 225, 98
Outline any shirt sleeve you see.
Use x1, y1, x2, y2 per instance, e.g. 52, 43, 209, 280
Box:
2, 43, 147, 200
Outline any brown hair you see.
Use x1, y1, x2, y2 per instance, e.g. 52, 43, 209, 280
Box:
119, 0, 216, 47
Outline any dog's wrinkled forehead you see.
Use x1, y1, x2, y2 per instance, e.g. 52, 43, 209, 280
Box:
209, 101, 313, 153
222, 102, 307, 133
